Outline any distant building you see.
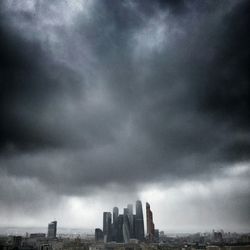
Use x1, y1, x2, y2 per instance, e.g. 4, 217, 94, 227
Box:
135, 200, 144, 241
30, 233, 46, 239
47, 221, 57, 239
159, 231, 164, 237
240, 234, 250, 243
13, 236, 22, 248
159, 231, 166, 242
113, 207, 119, 223
154, 229, 159, 243
213, 231, 223, 242
103, 212, 112, 242
127, 204, 134, 238
112, 207, 119, 241
146, 202, 155, 242
117, 214, 124, 243
133, 214, 136, 237
123, 208, 130, 243
95, 228, 104, 242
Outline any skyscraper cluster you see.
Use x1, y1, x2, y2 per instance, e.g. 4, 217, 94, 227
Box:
95, 201, 158, 243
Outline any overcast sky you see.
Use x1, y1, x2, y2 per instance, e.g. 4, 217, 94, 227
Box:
0, 0, 250, 233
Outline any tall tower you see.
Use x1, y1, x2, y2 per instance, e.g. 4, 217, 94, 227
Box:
95, 228, 104, 242
146, 202, 155, 242
123, 208, 130, 243
117, 215, 124, 243
135, 200, 144, 241
103, 212, 112, 242
47, 221, 57, 239
112, 207, 119, 241
113, 207, 119, 223
127, 204, 134, 238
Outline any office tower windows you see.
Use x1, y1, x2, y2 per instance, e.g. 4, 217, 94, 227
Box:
47, 221, 57, 239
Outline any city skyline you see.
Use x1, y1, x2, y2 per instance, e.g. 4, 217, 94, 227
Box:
1, 218, 249, 250
0, 201, 246, 238
0, 0, 250, 233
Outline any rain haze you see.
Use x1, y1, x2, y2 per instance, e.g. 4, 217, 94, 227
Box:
0, 0, 250, 233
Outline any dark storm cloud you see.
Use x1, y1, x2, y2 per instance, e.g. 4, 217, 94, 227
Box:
0, 12, 83, 151
80, 0, 250, 169
0, 0, 249, 225
199, 0, 250, 129
0, 2, 122, 153
130, 0, 250, 164
192, 0, 250, 162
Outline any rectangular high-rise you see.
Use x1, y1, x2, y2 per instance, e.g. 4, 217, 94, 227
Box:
123, 208, 130, 243
117, 214, 124, 243
135, 200, 144, 241
103, 212, 112, 242
146, 202, 155, 242
95, 228, 104, 242
112, 207, 119, 241
47, 221, 57, 239
127, 204, 134, 238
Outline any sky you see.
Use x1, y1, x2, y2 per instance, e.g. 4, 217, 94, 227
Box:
0, 0, 250, 233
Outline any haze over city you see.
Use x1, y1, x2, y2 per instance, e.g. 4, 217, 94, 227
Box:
0, 0, 250, 234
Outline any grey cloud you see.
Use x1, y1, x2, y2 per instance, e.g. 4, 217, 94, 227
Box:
0, 0, 249, 188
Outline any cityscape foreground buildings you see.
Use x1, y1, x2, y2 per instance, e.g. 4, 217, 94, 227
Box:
0, 218, 249, 250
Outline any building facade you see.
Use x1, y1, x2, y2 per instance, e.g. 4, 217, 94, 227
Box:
47, 221, 57, 239
95, 228, 104, 242
135, 200, 144, 241
103, 212, 112, 242
146, 202, 155, 242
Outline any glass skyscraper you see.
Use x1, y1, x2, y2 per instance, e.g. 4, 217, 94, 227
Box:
47, 221, 57, 239
127, 204, 134, 238
135, 200, 144, 241
112, 207, 119, 241
146, 202, 155, 242
123, 208, 130, 243
103, 212, 112, 242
